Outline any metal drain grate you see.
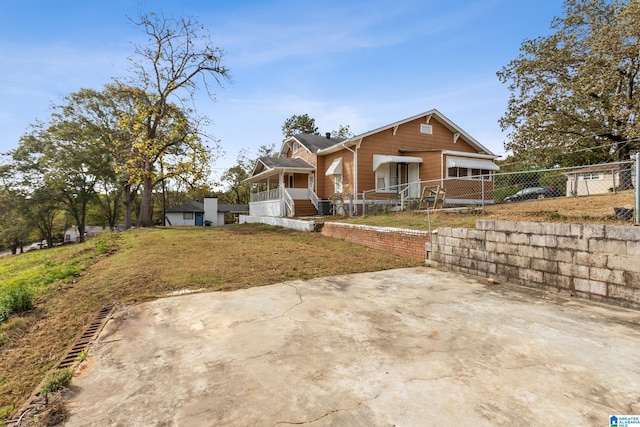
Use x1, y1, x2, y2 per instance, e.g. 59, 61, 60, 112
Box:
5, 306, 114, 426
55, 306, 112, 370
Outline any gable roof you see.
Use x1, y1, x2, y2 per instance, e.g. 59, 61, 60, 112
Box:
316, 109, 497, 156
246, 156, 315, 183
166, 201, 204, 213
281, 133, 346, 156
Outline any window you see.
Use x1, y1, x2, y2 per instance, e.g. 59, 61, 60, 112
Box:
582, 172, 602, 180
447, 167, 468, 178
334, 174, 343, 193
376, 163, 396, 192
420, 124, 433, 135
292, 142, 298, 154
183, 212, 194, 220
471, 168, 492, 180
448, 167, 492, 180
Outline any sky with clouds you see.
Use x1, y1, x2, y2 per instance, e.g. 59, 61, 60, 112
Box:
0, 0, 565, 178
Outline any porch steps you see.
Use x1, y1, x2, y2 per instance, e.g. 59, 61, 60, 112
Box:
294, 200, 317, 217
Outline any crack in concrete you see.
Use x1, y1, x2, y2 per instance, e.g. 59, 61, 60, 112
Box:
283, 283, 304, 318
226, 284, 305, 328
273, 393, 381, 426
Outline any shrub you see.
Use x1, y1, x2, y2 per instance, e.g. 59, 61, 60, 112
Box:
40, 368, 74, 397
94, 239, 108, 254
0, 283, 34, 322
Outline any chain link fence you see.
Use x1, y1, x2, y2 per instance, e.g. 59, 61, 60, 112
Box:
361, 155, 639, 224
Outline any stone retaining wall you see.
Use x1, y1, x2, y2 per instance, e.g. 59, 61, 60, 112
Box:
320, 222, 430, 262
427, 220, 640, 308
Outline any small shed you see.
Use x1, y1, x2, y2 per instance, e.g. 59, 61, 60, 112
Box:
565, 164, 631, 196
165, 197, 227, 226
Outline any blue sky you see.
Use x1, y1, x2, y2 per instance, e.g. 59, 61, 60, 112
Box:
0, 0, 565, 179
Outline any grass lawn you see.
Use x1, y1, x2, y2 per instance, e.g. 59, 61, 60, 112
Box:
329, 190, 637, 230
0, 224, 420, 420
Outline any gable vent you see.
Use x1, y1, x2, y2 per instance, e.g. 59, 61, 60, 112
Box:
420, 124, 433, 135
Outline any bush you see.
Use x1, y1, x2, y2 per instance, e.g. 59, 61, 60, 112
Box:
94, 239, 108, 253
0, 283, 34, 322
40, 368, 74, 396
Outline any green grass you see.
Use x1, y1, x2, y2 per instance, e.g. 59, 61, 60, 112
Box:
0, 233, 120, 322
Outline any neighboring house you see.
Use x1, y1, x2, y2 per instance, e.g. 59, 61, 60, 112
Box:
565, 163, 634, 196
64, 225, 109, 243
165, 197, 248, 226
245, 109, 500, 217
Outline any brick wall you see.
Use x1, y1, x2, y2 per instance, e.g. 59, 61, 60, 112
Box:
320, 222, 430, 262
427, 220, 640, 308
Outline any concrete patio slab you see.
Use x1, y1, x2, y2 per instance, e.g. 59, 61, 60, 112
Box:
63, 267, 640, 426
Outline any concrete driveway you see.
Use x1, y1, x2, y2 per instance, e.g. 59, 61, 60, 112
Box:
63, 267, 640, 426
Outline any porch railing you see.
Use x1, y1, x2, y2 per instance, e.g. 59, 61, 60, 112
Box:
283, 188, 294, 216
309, 189, 319, 209
250, 187, 281, 203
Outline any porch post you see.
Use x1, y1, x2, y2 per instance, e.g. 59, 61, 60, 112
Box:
280, 171, 285, 217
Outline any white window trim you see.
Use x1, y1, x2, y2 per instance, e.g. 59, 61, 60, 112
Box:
420, 124, 433, 135
447, 167, 492, 181
581, 172, 603, 180
334, 174, 343, 193
375, 163, 395, 193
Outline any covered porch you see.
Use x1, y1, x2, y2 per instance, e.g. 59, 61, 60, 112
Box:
245, 157, 319, 217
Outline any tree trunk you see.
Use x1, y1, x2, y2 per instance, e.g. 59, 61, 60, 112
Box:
123, 184, 132, 229
138, 175, 154, 227
617, 141, 633, 190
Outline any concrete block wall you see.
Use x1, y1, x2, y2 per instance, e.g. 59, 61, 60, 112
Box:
320, 222, 430, 262
427, 220, 640, 308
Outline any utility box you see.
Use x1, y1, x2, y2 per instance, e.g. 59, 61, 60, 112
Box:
318, 200, 332, 215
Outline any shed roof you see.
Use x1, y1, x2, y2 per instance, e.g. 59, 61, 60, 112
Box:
218, 204, 249, 213
166, 201, 205, 213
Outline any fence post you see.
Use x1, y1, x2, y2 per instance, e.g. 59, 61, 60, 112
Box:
363, 191, 367, 215
634, 153, 640, 224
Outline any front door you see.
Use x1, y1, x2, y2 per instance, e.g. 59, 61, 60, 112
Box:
397, 163, 409, 194
195, 212, 204, 226
397, 163, 420, 198
408, 164, 420, 198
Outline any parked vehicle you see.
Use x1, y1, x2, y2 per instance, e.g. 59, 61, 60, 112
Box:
504, 187, 563, 203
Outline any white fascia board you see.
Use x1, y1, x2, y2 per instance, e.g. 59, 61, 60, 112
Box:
442, 150, 500, 160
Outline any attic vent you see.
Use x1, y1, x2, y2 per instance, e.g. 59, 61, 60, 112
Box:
420, 124, 433, 135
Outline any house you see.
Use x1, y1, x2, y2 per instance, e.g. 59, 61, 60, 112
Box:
245, 109, 500, 217
64, 225, 109, 243
164, 197, 248, 226
565, 163, 634, 196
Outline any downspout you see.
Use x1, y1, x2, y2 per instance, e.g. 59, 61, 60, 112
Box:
341, 140, 360, 215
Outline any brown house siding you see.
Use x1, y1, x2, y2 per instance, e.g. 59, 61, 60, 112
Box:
356, 117, 480, 194
317, 151, 355, 199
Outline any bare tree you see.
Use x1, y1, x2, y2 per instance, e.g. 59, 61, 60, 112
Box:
124, 12, 231, 227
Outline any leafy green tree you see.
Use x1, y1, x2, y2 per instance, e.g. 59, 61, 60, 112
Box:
122, 12, 231, 227
25, 185, 62, 247
330, 124, 354, 139
0, 188, 31, 254
498, 0, 640, 172
282, 114, 319, 138
221, 144, 276, 204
